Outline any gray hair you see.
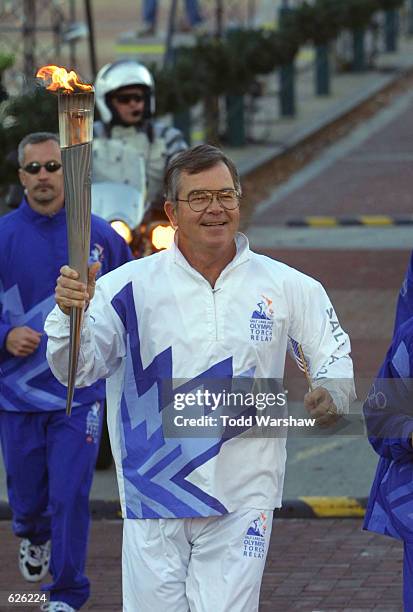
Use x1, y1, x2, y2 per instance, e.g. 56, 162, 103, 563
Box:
18, 132, 60, 166
164, 144, 242, 204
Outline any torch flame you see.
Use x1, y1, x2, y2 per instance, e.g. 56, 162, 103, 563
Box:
36, 65, 93, 93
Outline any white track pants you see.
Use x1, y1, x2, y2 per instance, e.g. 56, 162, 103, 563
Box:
122, 508, 274, 612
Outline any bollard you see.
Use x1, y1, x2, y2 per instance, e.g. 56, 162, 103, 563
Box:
384, 9, 398, 52
352, 28, 366, 71
225, 95, 246, 147
173, 108, 191, 145
279, 63, 296, 117
409, 0, 413, 35
315, 44, 330, 96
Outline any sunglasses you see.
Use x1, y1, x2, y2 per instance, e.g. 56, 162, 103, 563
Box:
22, 161, 62, 175
113, 93, 145, 104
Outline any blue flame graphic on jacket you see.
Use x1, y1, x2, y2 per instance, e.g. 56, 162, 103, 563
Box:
364, 317, 413, 541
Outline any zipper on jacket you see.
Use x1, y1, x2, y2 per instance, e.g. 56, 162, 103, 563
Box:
211, 286, 220, 341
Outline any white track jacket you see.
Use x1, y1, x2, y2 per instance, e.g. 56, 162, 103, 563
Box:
45, 234, 355, 519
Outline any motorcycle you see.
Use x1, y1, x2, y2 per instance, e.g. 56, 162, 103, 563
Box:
91, 160, 175, 258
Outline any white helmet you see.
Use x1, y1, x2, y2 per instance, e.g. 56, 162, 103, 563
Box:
95, 60, 155, 124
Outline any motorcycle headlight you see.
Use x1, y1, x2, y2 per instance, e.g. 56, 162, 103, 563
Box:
110, 220, 133, 244
151, 224, 175, 250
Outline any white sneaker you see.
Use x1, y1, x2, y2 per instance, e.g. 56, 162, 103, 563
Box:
40, 603, 77, 612
19, 538, 50, 582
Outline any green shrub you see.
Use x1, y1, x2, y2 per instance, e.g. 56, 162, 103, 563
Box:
0, 88, 58, 185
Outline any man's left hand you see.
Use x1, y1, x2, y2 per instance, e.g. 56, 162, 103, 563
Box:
304, 387, 339, 428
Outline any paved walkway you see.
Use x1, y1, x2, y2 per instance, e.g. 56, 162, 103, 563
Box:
250, 84, 413, 222
0, 519, 404, 611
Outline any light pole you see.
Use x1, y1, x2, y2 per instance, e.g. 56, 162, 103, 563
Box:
23, 0, 36, 82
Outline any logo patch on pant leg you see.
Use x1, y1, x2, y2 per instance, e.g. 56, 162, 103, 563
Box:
86, 402, 100, 444
243, 513, 267, 558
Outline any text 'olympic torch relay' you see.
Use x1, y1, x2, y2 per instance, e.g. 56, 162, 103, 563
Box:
36, 65, 94, 416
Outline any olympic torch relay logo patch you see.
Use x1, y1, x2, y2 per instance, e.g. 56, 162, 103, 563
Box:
86, 402, 100, 444
250, 295, 274, 342
243, 513, 268, 559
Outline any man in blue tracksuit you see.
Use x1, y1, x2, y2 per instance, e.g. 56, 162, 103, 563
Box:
363, 249, 413, 611
363, 317, 413, 610
0, 132, 131, 612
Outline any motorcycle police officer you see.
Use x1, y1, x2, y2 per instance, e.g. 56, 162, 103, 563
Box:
93, 59, 188, 212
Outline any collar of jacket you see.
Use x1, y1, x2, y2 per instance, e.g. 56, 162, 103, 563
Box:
19, 196, 66, 226
168, 231, 250, 283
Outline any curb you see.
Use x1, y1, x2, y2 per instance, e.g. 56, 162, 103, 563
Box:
286, 215, 413, 227
0, 497, 367, 521
0, 500, 123, 522
276, 496, 367, 519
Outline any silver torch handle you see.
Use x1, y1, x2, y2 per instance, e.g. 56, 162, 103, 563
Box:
58, 91, 94, 416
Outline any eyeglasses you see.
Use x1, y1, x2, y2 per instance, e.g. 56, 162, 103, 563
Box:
22, 161, 62, 175
113, 93, 145, 104
176, 189, 241, 212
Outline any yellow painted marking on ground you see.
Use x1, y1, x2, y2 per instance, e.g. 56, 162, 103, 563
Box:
358, 215, 393, 226
262, 21, 277, 31
300, 496, 365, 517
298, 48, 315, 63
288, 437, 354, 465
116, 44, 165, 55
307, 216, 337, 227
190, 128, 205, 143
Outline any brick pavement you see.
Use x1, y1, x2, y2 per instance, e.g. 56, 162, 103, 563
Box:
260, 249, 409, 384
0, 519, 404, 611
256, 250, 408, 291
251, 86, 413, 225
261, 519, 403, 611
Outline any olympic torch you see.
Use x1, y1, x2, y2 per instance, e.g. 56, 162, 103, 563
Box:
37, 65, 94, 416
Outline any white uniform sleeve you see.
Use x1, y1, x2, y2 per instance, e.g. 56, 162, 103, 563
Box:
45, 280, 126, 387
288, 277, 356, 414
